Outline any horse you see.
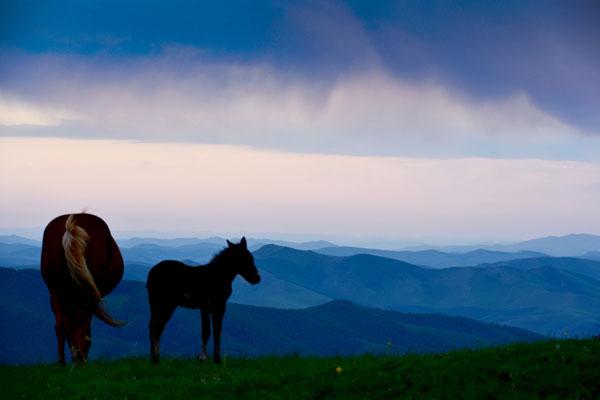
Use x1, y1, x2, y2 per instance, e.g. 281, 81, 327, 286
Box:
146, 237, 260, 364
41, 213, 124, 364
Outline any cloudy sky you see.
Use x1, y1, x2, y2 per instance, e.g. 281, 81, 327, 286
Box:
1, 1, 599, 244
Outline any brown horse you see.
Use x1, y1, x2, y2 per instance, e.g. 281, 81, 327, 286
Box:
147, 237, 260, 364
41, 213, 124, 364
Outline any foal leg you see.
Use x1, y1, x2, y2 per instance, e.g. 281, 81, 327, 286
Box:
211, 309, 224, 364
199, 310, 211, 361
149, 304, 175, 364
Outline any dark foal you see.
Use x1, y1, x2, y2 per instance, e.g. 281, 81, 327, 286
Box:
146, 237, 260, 364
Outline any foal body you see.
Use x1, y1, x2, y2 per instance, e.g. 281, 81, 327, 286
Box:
147, 238, 260, 364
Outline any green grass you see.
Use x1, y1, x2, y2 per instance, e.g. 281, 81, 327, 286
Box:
2, 339, 600, 399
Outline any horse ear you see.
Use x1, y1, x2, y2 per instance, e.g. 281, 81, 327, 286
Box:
240, 237, 247, 249
227, 240, 234, 248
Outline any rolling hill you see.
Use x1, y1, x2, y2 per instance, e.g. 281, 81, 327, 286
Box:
0, 267, 541, 365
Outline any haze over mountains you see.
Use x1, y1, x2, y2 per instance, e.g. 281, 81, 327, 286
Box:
403, 234, 600, 257
3, 233, 600, 270
314, 247, 547, 268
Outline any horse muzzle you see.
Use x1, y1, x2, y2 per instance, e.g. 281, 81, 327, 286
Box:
247, 273, 261, 285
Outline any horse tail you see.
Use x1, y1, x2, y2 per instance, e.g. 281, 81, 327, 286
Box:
94, 302, 124, 327
62, 214, 101, 300
62, 214, 124, 327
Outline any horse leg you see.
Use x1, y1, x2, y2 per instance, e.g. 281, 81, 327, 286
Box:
211, 308, 225, 364
50, 294, 66, 365
149, 304, 175, 364
199, 310, 211, 361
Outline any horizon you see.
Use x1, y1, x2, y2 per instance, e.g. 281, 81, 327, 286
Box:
1, 226, 599, 251
1, 1, 599, 241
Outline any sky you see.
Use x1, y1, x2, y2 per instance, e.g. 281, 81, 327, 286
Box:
1, 1, 599, 245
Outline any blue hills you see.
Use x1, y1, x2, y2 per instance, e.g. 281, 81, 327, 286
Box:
239, 245, 600, 336
313, 246, 547, 268
2, 234, 600, 339
0, 267, 541, 365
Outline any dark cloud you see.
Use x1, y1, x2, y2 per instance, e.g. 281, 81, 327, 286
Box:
1, 0, 598, 133
342, 1, 600, 133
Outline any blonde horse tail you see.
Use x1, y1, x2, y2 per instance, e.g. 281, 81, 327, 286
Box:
62, 214, 100, 300
62, 214, 124, 327
94, 302, 124, 327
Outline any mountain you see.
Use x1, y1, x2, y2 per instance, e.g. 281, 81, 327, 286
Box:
253, 245, 600, 336
117, 237, 223, 248
0, 243, 40, 268
474, 257, 600, 281
503, 234, 600, 257
584, 251, 600, 261
0, 238, 336, 285
120, 243, 222, 265
249, 239, 337, 251
0, 267, 541, 364
314, 246, 546, 268
405, 234, 600, 257
118, 236, 336, 251
0, 235, 41, 246
3, 237, 600, 337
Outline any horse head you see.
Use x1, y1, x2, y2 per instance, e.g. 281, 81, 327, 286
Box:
226, 237, 261, 285
67, 305, 93, 363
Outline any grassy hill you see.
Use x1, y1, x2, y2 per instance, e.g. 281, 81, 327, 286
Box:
1, 339, 600, 399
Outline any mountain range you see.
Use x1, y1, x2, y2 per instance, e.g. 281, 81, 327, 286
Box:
404, 234, 600, 257
242, 245, 600, 336
2, 233, 600, 337
314, 246, 547, 268
0, 267, 541, 365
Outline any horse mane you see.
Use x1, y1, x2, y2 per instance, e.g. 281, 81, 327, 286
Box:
208, 246, 234, 267
62, 214, 122, 327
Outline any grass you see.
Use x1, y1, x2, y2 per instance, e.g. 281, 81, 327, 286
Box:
2, 339, 600, 399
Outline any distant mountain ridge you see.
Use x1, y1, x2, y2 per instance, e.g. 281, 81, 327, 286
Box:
117, 236, 336, 251
474, 257, 600, 281
0, 235, 41, 246
314, 246, 547, 268
3, 233, 600, 260
404, 234, 600, 257
0, 242, 40, 268
584, 251, 600, 261
0, 268, 541, 364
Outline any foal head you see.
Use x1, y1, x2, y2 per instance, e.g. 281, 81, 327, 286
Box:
223, 237, 261, 284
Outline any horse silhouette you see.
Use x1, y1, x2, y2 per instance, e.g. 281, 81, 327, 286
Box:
146, 237, 260, 364
41, 213, 124, 364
